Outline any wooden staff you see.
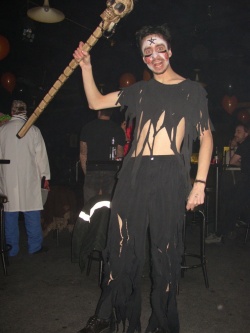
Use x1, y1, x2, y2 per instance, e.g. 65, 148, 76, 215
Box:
17, 2, 134, 138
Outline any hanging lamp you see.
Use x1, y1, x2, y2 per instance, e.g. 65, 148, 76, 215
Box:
27, 0, 65, 23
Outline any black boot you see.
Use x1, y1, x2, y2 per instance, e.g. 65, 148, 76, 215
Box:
78, 315, 111, 333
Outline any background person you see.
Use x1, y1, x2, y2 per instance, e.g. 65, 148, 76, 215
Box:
120, 118, 134, 157
222, 124, 250, 239
80, 108, 125, 204
0, 100, 50, 256
229, 124, 250, 168
207, 123, 250, 243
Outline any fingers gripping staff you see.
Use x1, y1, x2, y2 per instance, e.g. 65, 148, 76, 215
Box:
17, 0, 134, 139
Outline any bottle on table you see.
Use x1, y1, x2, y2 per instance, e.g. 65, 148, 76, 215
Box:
214, 146, 219, 164
223, 146, 230, 165
211, 146, 219, 165
109, 137, 116, 161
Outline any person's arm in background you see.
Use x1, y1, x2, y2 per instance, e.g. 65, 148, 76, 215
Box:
116, 145, 124, 158
229, 136, 238, 160
229, 152, 241, 166
116, 125, 126, 158
80, 141, 87, 175
186, 128, 213, 210
73, 42, 120, 110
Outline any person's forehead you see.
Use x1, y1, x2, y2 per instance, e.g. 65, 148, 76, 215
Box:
141, 34, 167, 48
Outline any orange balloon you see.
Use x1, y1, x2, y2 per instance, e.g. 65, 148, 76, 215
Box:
119, 73, 136, 88
1, 72, 16, 93
0, 35, 10, 61
237, 110, 250, 124
222, 95, 238, 114
143, 69, 152, 81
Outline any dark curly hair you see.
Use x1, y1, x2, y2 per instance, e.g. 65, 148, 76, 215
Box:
135, 23, 172, 53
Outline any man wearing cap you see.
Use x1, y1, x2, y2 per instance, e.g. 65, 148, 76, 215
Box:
0, 100, 51, 255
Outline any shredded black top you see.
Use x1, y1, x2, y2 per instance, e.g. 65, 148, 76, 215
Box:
117, 78, 212, 193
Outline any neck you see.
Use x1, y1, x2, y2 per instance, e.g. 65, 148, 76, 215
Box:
153, 67, 185, 84
99, 115, 110, 120
12, 114, 27, 119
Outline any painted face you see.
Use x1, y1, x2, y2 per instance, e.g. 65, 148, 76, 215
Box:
141, 35, 171, 74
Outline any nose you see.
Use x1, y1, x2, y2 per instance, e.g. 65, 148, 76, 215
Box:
150, 51, 159, 59
147, 51, 158, 60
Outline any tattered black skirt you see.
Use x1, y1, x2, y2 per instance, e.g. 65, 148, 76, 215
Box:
96, 155, 186, 333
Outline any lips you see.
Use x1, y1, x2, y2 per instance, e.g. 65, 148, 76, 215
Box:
152, 60, 164, 70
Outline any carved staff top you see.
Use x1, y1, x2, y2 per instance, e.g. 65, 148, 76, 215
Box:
17, 0, 134, 138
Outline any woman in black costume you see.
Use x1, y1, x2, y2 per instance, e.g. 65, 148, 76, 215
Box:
73, 24, 213, 333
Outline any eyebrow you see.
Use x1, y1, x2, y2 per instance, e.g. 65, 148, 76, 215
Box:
143, 44, 167, 52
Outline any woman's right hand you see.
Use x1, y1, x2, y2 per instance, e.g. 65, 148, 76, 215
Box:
73, 41, 91, 69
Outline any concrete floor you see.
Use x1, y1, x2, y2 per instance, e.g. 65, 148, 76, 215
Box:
1, 221, 250, 333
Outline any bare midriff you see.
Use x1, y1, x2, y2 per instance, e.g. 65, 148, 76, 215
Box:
131, 115, 185, 156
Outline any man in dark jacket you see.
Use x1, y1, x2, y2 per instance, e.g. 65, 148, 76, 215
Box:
80, 108, 125, 203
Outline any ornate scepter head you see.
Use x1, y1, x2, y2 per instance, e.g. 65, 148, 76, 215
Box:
101, 0, 134, 31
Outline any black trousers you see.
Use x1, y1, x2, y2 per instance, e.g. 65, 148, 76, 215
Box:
95, 156, 186, 333
84, 170, 117, 204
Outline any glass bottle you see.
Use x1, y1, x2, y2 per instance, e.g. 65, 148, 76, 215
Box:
214, 146, 219, 164
109, 137, 116, 161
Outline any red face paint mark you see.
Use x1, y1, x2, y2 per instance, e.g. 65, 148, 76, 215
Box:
145, 57, 151, 65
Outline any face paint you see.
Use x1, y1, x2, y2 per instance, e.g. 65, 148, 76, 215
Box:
142, 36, 168, 58
141, 35, 171, 74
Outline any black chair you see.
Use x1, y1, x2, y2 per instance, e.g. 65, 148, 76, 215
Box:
86, 249, 104, 286
0, 195, 11, 275
181, 207, 209, 288
204, 187, 215, 236
72, 194, 111, 285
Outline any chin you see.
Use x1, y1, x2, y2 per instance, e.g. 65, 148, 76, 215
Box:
153, 68, 168, 75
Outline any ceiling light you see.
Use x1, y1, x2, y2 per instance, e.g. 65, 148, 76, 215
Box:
27, 0, 65, 24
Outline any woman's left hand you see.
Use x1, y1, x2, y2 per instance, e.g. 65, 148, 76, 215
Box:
186, 183, 205, 210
